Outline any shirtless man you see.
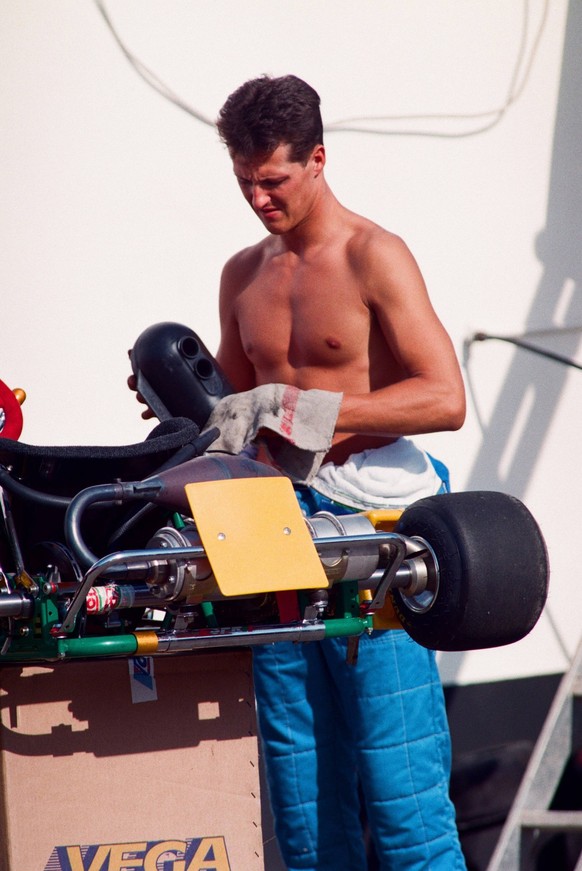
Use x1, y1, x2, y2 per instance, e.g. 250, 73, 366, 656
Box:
213, 76, 467, 871
216, 119, 464, 463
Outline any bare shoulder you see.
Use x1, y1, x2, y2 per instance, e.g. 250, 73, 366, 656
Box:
345, 213, 416, 270
220, 237, 272, 299
344, 213, 426, 302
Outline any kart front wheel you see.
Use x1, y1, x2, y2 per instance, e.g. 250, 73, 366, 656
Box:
391, 491, 549, 651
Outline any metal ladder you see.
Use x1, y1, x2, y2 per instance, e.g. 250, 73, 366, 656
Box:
488, 637, 582, 870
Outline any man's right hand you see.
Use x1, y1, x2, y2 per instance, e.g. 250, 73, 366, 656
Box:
127, 372, 155, 420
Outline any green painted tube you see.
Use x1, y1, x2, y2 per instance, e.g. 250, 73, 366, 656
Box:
57, 635, 139, 659
323, 616, 372, 638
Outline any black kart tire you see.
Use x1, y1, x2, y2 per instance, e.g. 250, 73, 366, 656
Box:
391, 491, 549, 651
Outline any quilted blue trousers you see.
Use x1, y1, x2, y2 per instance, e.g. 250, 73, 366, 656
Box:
253, 484, 466, 870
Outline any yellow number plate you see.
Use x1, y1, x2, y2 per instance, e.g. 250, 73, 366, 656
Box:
185, 476, 329, 597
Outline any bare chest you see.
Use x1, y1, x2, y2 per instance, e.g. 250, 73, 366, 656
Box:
235, 257, 373, 380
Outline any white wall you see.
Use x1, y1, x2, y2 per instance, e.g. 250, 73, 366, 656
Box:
1, 0, 579, 684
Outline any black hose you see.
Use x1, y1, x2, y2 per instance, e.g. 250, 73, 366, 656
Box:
0, 466, 71, 509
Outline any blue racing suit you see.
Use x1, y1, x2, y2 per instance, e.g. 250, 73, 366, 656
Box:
253, 466, 466, 871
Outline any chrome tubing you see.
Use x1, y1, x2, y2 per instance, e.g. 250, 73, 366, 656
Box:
154, 621, 328, 651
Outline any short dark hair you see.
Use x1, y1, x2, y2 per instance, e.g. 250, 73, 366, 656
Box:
216, 75, 323, 164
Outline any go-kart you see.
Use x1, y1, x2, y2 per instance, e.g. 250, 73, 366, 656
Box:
0, 325, 549, 664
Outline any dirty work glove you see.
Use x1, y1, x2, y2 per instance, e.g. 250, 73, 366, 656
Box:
202, 384, 343, 484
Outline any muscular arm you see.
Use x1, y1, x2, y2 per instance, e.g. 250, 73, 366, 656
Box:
336, 233, 465, 438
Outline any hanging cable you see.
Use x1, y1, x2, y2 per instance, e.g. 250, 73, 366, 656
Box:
93, 0, 215, 127
469, 330, 582, 372
325, 0, 549, 137
462, 325, 582, 439
93, 0, 549, 140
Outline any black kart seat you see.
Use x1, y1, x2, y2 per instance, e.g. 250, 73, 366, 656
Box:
0, 418, 212, 496
0, 418, 216, 564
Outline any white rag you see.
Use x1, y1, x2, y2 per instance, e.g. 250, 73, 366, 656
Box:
202, 384, 343, 484
311, 438, 443, 510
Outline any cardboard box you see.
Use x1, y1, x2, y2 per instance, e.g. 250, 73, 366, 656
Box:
0, 650, 263, 870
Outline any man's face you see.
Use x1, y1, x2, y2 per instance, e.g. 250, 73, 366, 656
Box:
232, 143, 324, 234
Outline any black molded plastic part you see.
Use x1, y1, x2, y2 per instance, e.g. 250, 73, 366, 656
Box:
130, 322, 233, 426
